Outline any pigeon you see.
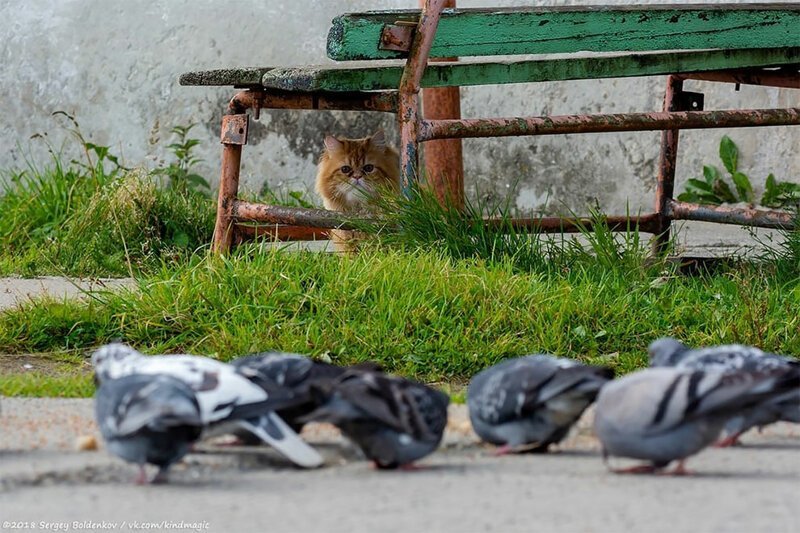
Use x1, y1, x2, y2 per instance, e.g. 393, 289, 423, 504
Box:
468, 355, 614, 454
648, 337, 800, 446
301, 369, 449, 469
95, 373, 203, 484
231, 351, 356, 432
594, 365, 800, 475
92, 343, 323, 468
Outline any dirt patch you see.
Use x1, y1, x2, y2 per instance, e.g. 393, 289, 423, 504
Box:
0, 353, 90, 377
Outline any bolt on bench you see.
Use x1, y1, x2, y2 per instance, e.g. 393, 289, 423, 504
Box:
180, 2, 800, 255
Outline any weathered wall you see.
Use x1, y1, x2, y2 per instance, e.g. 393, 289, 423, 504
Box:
2, 0, 798, 225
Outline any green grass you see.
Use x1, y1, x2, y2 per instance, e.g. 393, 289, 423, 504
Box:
2, 127, 800, 398
1, 372, 94, 397
0, 165, 216, 277
1, 246, 798, 397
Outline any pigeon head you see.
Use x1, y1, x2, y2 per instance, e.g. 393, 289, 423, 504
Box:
91, 342, 142, 383
648, 337, 690, 367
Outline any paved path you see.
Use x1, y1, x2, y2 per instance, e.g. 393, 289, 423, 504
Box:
0, 277, 134, 311
1, 398, 798, 533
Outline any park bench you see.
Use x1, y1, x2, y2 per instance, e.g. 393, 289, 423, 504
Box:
180, 1, 800, 254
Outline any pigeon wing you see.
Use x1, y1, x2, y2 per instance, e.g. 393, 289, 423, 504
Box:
232, 352, 315, 389
469, 356, 606, 425
631, 366, 800, 436
96, 374, 202, 438
316, 372, 446, 439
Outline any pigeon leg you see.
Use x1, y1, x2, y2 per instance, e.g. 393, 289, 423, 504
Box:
151, 466, 170, 485
492, 445, 513, 456
665, 460, 692, 476
611, 464, 659, 475
134, 464, 148, 485
713, 432, 743, 448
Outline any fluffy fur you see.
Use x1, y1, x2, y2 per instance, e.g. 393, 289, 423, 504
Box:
315, 131, 400, 251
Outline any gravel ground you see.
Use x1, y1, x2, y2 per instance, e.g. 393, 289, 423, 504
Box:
1, 397, 798, 533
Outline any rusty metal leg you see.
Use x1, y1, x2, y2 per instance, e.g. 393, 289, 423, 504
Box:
397, 0, 446, 197
420, 0, 464, 209
212, 114, 249, 254
399, 92, 420, 196
653, 75, 684, 256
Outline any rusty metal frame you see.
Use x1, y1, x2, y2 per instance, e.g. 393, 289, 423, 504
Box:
211, 89, 397, 252
211, 0, 800, 255
396, 0, 447, 195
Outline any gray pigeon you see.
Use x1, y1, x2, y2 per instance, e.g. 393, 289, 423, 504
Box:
232, 351, 378, 432
301, 369, 449, 469
649, 337, 800, 446
92, 343, 323, 468
468, 355, 614, 453
95, 373, 203, 484
594, 365, 800, 474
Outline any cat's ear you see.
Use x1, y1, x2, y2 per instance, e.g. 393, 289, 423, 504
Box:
324, 135, 343, 152
370, 130, 387, 150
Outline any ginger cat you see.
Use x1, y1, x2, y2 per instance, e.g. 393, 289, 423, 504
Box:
315, 130, 400, 251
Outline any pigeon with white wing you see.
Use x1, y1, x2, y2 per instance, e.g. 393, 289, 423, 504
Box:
648, 337, 800, 446
468, 354, 614, 454
594, 365, 800, 475
92, 342, 323, 468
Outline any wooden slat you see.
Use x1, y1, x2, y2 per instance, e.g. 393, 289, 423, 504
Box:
327, 5, 800, 60
260, 49, 800, 92
179, 68, 274, 87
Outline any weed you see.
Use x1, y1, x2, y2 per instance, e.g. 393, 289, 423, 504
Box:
153, 123, 211, 195
258, 184, 316, 208
678, 135, 799, 209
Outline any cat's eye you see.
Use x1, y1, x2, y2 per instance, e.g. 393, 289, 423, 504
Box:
340, 165, 352, 174
363, 164, 375, 173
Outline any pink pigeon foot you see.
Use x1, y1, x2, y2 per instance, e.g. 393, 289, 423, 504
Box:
134, 465, 148, 485
713, 433, 742, 448
665, 460, 692, 476
493, 445, 513, 456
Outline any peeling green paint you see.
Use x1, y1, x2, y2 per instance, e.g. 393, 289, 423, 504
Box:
183, 48, 799, 90
327, 6, 800, 61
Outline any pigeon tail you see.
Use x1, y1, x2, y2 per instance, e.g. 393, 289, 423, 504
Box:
235, 413, 323, 468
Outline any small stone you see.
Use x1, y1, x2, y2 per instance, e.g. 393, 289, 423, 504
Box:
76, 434, 98, 451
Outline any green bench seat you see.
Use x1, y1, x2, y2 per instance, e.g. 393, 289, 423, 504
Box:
328, 5, 800, 60
181, 48, 800, 92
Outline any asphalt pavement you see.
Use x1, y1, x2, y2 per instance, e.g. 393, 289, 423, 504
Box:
1, 398, 798, 533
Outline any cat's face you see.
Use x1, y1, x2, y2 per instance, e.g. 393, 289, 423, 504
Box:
315, 131, 400, 211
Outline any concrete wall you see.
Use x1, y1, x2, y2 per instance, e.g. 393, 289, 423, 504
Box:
2, 0, 798, 224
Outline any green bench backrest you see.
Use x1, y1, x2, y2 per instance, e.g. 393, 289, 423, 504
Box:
327, 4, 800, 61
